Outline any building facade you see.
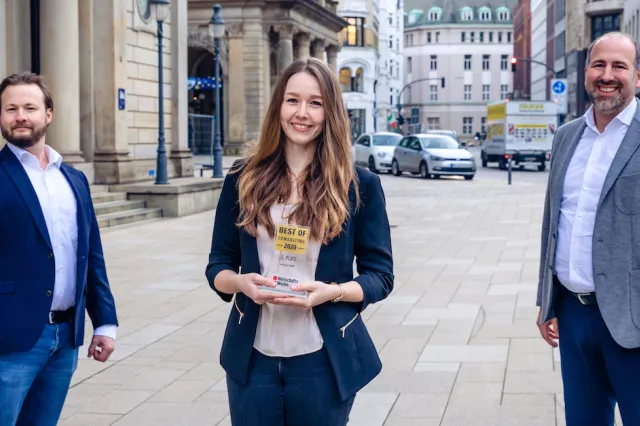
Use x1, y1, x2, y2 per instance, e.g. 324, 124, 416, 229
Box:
337, 0, 380, 138
188, 0, 345, 152
623, 0, 640, 98
0, 0, 194, 184
402, 0, 517, 143
513, 0, 531, 99
529, 0, 549, 100
376, 0, 404, 132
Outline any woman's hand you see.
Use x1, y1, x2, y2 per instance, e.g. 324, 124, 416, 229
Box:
236, 273, 280, 305
270, 281, 341, 309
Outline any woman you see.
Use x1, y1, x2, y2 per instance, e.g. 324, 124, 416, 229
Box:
206, 57, 393, 425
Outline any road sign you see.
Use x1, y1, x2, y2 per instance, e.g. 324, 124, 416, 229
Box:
551, 78, 568, 115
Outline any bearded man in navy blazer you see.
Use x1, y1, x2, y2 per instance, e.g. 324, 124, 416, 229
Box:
0, 72, 118, 426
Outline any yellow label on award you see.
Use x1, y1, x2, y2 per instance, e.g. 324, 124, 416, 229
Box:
275, 224, 310, 254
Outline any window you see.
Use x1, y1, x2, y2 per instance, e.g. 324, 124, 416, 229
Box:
592, 14, 621, 41
430, 84, 438, 101
410, 108, 420, 134
470, 32, 475, 42
357, 135, 371, 146
339, 68, 351, 92
498, 32, 503, 42
428, 7, 442, 21
507, 32, 512, 43
354, 68, 364, 92
428, 32, 432, 43
482, 55, 490, 70
555, 31, 565, 60
389, 13, 393, 25
390, 62, 394, 76
436, 32, 440, 42
407, 57, 412, 73
480, 32, 484, 42
427, 117, 440, 130
463, 117, 473, 135
389, 36, 393, 49
555, 0, 565, 23
461, 31, 466, 42
501, 55, 508, 70
460, 7, 473, 21
405, 34, 409, 46
410, 34, 414, 45
396, 61, 400, 78
481, 117, 487, 133
479, 7, 492, 21
342, 17, 364, 47
430, 55, 437, 70
482, 85, 490, 101
397, 38, 400, 50
464, 85, 472, 100
348, 109, 366, 140
497, 7, 510, 21
500, 84, 509, 100
464, 55, 472, 70
489, 32, 493, 42
390, 93, 393, 105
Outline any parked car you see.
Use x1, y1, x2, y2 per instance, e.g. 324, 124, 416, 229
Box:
352, 132, 403, 173
391, 134, 476, 180
425, 130, 464, 145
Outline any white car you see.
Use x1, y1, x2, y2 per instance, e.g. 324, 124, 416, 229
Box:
391, 134, 476, 180
352, 132, 403, 173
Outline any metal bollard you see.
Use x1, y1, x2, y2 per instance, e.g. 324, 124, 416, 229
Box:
507, 154, 512, 185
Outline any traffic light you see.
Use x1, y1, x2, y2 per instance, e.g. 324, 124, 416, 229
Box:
397, 116, 405, 126
511, 57, 517, 73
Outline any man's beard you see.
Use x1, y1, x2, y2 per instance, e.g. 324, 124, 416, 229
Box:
0, 122, 48, 148
587, 80, 627, 116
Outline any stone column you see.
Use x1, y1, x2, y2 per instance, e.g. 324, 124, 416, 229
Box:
226, 22, 246, 149
326, 44, 339, 72
296, 32, 311, 58
311, 39, 326, 61
243, 14, 268, 141
275, 24, 296, 73
5, 0, 30, 74
79, 0, 95, 165
0, 0, 7, 79
169, 0, 193, 177
40, 0, 84, 163
92, 0, 131, 184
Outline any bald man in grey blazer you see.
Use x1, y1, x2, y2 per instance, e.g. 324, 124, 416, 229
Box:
537, 32, 640, 426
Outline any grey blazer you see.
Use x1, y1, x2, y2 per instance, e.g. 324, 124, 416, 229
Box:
537, 100, 640, 349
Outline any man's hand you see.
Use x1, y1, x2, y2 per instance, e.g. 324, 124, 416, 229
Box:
537, 308, 559, 348
87, 335, 116, 362
270, 281, 341, 310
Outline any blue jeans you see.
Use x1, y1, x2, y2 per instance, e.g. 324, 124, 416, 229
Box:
556, 286, 640, 426
0, 322, 78, 426
227, 347, 355, 426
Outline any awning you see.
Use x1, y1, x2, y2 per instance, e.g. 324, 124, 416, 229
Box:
188, 77, 222, 90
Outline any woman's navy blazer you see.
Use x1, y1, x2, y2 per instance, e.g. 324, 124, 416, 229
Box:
206, 163, 394, 401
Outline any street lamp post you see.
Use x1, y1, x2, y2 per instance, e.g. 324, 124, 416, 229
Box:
151, 0, 171, 184
209, 4, 225, 178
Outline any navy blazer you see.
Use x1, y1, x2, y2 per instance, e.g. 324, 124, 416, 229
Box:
206, 164, 394, 401
0, 145, 118, 353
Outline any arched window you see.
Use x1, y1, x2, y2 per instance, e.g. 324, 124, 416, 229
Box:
478, 6, 492, 21
427, 7, 442, 21
339, 68, 352, 92
460, 6, 474, 21
497, 6, 510, 21
354, 68, 364, 92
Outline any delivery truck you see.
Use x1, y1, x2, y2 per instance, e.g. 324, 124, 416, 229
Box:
480, 100, 557, 171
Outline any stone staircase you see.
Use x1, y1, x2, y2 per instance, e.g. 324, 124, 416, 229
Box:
91, 185, 162, 229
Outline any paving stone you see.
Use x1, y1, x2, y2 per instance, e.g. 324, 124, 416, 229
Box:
419, 344, 509, 363
110, 402, 229, 426
387, 393, 450, 420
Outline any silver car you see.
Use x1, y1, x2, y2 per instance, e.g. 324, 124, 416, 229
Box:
352, 132, 403, 173
391, 134, 476, 180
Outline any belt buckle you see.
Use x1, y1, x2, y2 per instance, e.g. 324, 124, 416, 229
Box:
577, 293, 590, 305
48, 311, 54, 324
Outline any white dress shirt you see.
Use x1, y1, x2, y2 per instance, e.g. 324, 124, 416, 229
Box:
8, 143, 117, 339
555, 99, 638, 294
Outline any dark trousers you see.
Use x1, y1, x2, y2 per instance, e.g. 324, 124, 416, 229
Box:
556, 286, 640, 426
226, 347, 355, 426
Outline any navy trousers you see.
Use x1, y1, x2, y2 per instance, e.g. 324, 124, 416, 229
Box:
226, 347, 355, 426
556, 286, 640, 426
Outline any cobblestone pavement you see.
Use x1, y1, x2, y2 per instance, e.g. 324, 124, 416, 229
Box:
58, 164, 622, 425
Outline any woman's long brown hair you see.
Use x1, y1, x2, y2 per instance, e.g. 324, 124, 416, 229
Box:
235, 57, 359, 244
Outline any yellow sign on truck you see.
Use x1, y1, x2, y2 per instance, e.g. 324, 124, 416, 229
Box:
480, 100, 557, 171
